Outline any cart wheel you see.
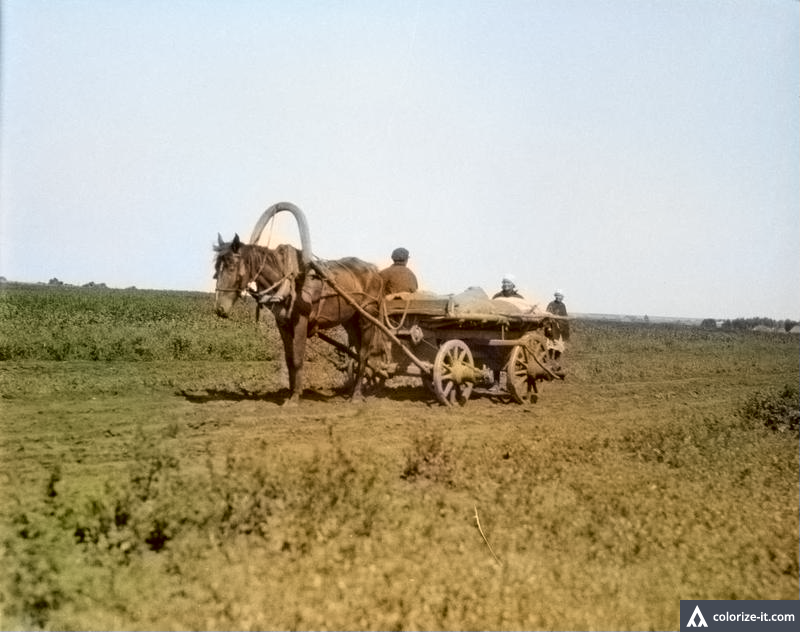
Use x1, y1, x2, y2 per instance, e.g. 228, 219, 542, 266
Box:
432, 339, 475, 406
507, 344, 539, 404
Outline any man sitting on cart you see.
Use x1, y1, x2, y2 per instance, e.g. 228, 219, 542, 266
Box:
492, 275, 524, 299
380, 247, 418, 295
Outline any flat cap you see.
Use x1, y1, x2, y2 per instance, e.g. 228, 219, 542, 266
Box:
391, 247, 409, 262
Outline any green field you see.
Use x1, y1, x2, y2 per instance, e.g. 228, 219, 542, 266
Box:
1, 284, 798, 630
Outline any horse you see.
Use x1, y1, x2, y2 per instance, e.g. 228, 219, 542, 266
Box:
213, 233, 385, 405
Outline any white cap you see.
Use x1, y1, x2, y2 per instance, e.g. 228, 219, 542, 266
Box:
502, 273, 516, 283
555, 289, 564, 297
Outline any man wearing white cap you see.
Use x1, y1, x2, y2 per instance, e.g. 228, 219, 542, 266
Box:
547, 290, 568, 319
492, 275, 523, 299
546, 290, 570, 360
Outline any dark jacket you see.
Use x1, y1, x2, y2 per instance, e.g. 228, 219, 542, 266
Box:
492, 289, 524, 299
546, 299, 570, 340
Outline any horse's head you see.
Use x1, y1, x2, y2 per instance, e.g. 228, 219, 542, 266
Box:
214, 234, 303, 319
213, 233, 248, 318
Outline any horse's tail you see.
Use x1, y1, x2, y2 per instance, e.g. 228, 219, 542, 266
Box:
367, 280, 392, 370
377, 286, 388, 328
368, 268, 386, 316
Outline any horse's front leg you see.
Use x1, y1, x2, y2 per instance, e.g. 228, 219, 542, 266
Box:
285, 318, 309, 406
278, 320, 306, 406
279, 328, 298, 405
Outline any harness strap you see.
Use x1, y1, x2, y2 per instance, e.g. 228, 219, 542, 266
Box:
249, 272, 293, 303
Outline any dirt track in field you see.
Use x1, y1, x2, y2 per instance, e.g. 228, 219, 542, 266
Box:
0, 352, 786, 494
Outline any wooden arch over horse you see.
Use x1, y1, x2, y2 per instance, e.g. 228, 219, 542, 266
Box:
213, 202, 385, 405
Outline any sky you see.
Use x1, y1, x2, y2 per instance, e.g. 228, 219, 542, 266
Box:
1, 0, 798, 320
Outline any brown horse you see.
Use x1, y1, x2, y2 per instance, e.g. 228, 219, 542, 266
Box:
213, 233, 385, 404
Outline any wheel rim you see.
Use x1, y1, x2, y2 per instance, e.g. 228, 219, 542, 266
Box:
432, 339, 474, 406
507, 344, 538, 404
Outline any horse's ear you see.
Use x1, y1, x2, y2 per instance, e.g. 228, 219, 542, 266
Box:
217, 233, 225, 247
232, 233, 241, 252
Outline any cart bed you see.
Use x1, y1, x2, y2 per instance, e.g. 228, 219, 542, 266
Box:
384, 288, 554, 330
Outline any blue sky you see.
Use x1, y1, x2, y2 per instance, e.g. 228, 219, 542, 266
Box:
1, 0, 798, 319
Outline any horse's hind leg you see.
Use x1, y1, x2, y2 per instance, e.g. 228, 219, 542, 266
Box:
350, 357, 369, 402
344, 323, 367, 402
350, 321, 387, 402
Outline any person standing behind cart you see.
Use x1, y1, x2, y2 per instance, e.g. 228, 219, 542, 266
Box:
379, 247, 418, 295
546, 289, 569, 360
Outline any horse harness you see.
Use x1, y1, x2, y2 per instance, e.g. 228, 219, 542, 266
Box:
219, 246, 382, 328
258, 263, 383, 334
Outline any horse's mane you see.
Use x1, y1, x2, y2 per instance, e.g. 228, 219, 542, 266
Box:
215, 238, 379, 295
271, 244, 302, 277
214, 239, 301, 273
319, 256, 379, 274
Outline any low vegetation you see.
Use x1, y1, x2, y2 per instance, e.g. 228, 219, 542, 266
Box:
0, 284, 797, 630
738, 385, 799, 435
0, 283, 272, 361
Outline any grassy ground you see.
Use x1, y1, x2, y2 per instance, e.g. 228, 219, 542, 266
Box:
1, 285, 798, 630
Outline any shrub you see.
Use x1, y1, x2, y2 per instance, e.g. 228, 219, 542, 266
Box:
738, 385, 799, 435
401, 430, 456, 485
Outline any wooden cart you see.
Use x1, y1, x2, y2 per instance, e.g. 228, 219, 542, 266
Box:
373, 293, 564, 406
247, 204, 564, 407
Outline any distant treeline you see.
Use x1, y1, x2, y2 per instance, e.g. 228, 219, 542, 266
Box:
701, 317, 799, 332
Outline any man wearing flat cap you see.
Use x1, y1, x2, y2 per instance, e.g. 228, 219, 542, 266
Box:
380, 247, 418, 295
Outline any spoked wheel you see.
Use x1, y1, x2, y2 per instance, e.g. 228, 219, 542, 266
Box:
432, 339, 475, 406
507, 333, 561, 404
507, 344, 540, 404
